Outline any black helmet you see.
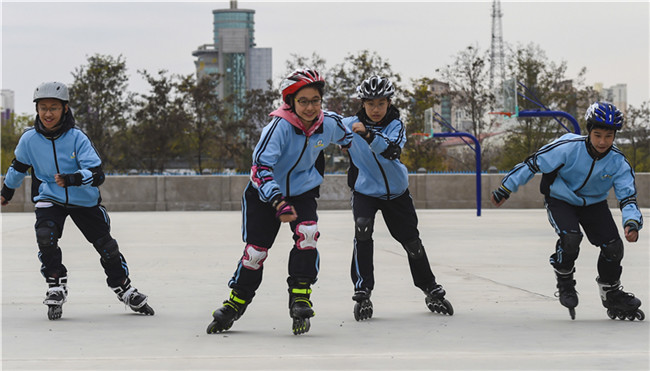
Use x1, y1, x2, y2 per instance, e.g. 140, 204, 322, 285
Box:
585, 102, 623, 131
356, 75, 395, 100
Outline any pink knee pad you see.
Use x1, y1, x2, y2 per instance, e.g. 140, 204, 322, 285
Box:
295, 221, 319, 250
241, 244, 268, 270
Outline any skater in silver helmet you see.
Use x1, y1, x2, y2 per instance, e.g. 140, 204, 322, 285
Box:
491, 102, 644, 321
1, 82, 154, 320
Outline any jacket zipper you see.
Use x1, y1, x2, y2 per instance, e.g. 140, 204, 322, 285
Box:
50, 138, 69, 205
575, 158, 597, 206
373, 153, 391, 200
286, 137, 309, 196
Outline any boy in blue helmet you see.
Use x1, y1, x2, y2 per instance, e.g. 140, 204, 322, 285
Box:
1, 82, 154, 320
342, 76, 453, 321
491, 102, 644, 321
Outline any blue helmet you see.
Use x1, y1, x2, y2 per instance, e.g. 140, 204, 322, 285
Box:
585, 102, 623, 131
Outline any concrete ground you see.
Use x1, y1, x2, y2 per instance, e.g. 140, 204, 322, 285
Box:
2, 208, 649, 370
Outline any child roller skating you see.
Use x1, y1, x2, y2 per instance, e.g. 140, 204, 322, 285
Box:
492, 102, 644, 321
206, 69, 352, 335
597, 278, 645, 321
343, 76, 453, 321
1, 82, 154, 321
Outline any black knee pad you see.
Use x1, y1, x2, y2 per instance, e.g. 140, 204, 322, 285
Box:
600, 239, 624, 263
93, 234, 120, 262
402, 238, 424, 259
35, 220, 59, 251
550, 231, 582, 269
355, 217, 374, 241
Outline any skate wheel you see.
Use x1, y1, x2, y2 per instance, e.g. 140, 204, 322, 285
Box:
47, 305, 62, 320
139, 304, 155, 316
354, 300, 373, 321
568, 307, 576, 320
606, 309, 616, 320
617, 312, 626, 320
426, 297, 454, 316
635, 309, 645, 321
292, 317, 310, 335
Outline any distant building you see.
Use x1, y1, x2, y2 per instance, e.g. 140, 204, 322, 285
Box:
594, 82, 628, 114
1, 89, 15, 125
192, 0, 272, 102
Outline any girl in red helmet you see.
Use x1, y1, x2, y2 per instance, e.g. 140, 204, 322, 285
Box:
207, 69, 353, 335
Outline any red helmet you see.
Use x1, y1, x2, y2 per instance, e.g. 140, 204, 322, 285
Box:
280, 69, 325, 103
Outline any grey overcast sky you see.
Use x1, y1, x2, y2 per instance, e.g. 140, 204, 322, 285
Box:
2, 1, 649, 116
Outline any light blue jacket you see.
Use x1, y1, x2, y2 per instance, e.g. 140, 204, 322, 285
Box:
4, 124, 102, 207
343, 115, 409, 200
250, 106, 353, 203
500, 133, 643, 229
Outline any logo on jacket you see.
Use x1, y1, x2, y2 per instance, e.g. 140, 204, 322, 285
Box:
70, 151, 76, 159
314, 139, 324, 148
601, 173, 612, 180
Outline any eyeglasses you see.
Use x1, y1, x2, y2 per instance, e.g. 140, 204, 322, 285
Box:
295, 98, 322, 107
37, 106, 63, 114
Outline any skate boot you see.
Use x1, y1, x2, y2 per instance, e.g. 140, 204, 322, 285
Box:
43, 276, 68, 320
289, 284, 315, 335
555, 269, 579, 320
597, 277, 645, 321
207, 290, 249, 334
352, 287, 373, 321
423, 283, 453, 315
112, 281, 155, 315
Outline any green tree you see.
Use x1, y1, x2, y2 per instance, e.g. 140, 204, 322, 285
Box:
69, 54, 133, 170
1, 113, 32, 174
133, 70, 187, 174
618, 101, 650, 171
436, 45, 495, 170
496, 43, 599, 170
177, 73, 222, 173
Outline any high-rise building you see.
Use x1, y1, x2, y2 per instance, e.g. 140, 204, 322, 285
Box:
1, 89, 15, 125
594, 82, 628, 114
192, 0, 272, 101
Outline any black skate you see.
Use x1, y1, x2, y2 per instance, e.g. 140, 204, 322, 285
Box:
113, 285, 155, 315
43, 286, 68, 320
352, 288, 373, 321
207, 291, 249, 334
424, 284, 453, 316
289, 286, 315, 335
597, 278, 645, 321
555, 270, 579, 320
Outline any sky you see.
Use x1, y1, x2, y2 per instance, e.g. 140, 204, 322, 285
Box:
2, 0, 649, 116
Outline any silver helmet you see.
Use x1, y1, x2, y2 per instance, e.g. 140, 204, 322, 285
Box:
33, 82, 69, 102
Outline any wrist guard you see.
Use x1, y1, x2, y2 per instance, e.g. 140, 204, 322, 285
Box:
275, 203, 294, 219
61, 173, 83, 187
492, 186, 511, 203
624, 220, 640, 232
1, 184, 15, 201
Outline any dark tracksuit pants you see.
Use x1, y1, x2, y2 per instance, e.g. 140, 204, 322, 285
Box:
35, 203, 129, 288
228, 182, 321, 301
350, 189, 436, 292
545, 197, 623, 283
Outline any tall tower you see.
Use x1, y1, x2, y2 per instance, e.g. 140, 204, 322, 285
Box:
192, 0, 272, 101
489, 0, 506, 98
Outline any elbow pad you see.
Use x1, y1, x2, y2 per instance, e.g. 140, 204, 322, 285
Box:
10, 158, 30, 173
380, 142, 401, 160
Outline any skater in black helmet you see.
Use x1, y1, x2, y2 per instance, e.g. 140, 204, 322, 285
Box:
342, 76, 453, 321
1, 82, 154, 320
491, 102, 644, 321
